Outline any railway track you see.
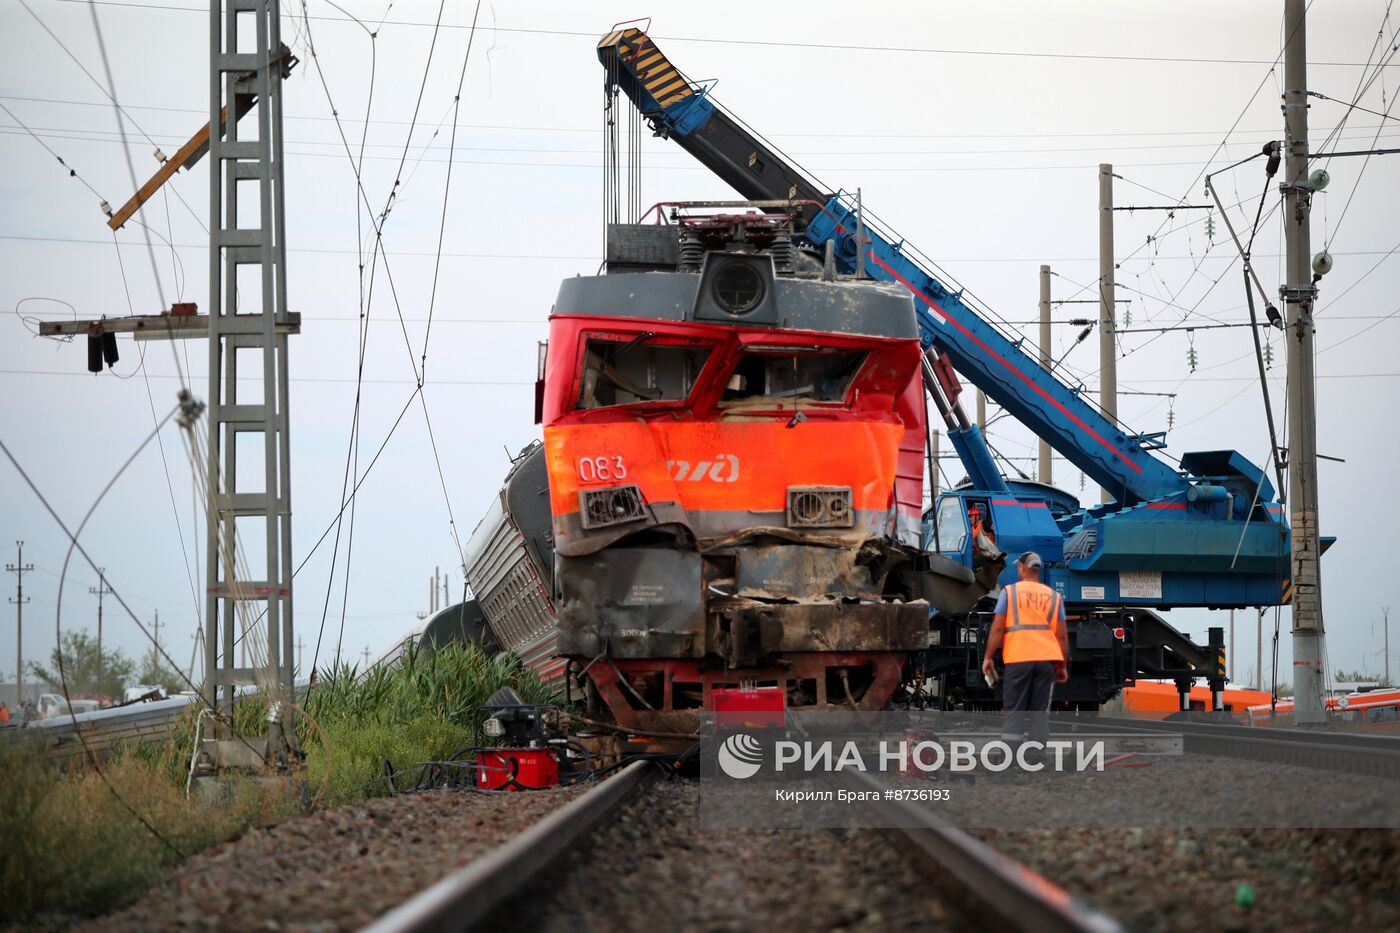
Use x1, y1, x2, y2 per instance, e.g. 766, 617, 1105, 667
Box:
363, 761, 651, 933
367, 761, 1122, 933
1090, 715, 1400, 777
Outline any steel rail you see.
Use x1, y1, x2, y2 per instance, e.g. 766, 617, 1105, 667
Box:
1090, 715, 1400, 777
363, 760, 651, 933
848, 770, 1125, 933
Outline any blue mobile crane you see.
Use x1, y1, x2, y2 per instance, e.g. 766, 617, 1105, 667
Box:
597, 25, 1308, 709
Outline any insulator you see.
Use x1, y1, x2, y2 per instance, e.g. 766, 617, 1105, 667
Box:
1124, 306, 1132, 326
86, 334, 103, 373
1263, 343, 1274, 368
101, 330, 120, 368
1167, 406, 1176, 429
1187, 346, 1198, 372
99, 200, 112, 217
1205, 214, 1216, 241
1079, 472, 1085, 492
153, 147, 167, 163
679, 229, 703, 273
771, 230, 795, 274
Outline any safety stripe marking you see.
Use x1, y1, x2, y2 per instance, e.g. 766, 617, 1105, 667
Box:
866, 250, 1142, 475
651, 77, 689, 99
645, 69, 679, 90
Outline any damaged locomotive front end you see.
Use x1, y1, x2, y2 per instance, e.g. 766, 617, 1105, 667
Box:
540, 207, 933, 733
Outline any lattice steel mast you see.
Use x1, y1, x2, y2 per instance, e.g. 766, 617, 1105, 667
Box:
203, 0, 298, 764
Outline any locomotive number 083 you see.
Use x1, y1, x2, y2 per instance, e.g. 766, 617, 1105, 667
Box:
578, 455, 627, 482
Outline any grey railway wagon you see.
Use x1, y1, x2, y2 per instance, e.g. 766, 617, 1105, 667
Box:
463, 443, 565, 691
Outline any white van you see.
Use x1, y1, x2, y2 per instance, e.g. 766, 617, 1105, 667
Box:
123, 685, 165, 703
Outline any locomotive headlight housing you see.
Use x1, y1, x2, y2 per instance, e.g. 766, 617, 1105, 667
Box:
786, 486, 855, 528
712, 261, 766, 315
579, 484, 647, 530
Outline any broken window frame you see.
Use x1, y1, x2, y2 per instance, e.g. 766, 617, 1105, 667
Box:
574, 331, 717, 411
716, 346, 869, 408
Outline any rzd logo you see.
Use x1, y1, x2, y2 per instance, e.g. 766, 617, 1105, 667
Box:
667, 454, 740, 483
717, 732, 763, 779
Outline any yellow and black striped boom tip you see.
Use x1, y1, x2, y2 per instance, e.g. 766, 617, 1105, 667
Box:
598, 26, 694, 109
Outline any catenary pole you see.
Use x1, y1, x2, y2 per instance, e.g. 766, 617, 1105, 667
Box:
89, 568, 113, 676
1257, 607, 1264, 692
1282, 0, 1326, 724
1039, 264, 1053, 485
7, 542, 34, 706
1098, 164, 1118, 504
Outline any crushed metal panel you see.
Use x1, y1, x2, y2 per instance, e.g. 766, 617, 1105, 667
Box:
556, 548, 705, 658
732, 543, 882, 600
711, 601, 929, 666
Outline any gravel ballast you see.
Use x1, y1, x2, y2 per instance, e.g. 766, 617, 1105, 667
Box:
77, 748, 1400, 932
492, 779, 960, 933
82, 785, 585, 932
980, 826, 1399, 933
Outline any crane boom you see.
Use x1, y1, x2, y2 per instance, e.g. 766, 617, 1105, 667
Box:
598, 25, 1306, 620
599, 27, 1192, 505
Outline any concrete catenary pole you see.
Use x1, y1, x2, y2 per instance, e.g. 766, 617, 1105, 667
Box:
1257, 607, 1264, 692
1230, 609, 1236, 683
1039, 264, 1053, 485
7, 542, 33, 706
1282, 0, 1326, 723
1384, 607, 1391, 687
1098, 164, 1118, 504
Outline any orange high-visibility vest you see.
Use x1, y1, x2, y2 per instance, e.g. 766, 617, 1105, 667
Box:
1002, 581, 1065, 663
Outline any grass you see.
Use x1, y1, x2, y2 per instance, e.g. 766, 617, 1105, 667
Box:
0, 641, 551, 924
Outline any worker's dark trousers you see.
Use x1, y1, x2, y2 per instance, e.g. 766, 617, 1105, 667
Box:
1001, 661, 1055, 748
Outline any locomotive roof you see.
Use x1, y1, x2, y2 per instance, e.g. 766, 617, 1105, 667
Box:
553, 266, 919, 341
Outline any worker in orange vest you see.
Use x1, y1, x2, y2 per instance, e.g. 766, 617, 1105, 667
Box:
981, 551, 1069, 756
968, 504, 995, 547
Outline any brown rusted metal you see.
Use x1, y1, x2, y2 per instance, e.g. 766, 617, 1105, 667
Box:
583, 651, 912, 734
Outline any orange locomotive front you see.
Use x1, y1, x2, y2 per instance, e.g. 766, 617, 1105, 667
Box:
539, 211, 932, 732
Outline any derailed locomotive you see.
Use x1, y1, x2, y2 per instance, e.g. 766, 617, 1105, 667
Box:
466, 208, 971, 733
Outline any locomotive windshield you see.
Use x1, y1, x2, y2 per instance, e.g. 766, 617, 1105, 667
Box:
721, 349, 867, 404
577, 334, 713, 409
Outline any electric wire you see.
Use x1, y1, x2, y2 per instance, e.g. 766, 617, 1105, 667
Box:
0, 421, 206, 859
55, 0, 1400, 69
414, 0, 486, 594
8, 92, 1397, 142
0, 100, 109, 203
295, 0, 382, 683
16, 0, 208, 234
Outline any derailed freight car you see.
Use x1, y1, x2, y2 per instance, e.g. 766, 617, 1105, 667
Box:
463, 442, 567, 693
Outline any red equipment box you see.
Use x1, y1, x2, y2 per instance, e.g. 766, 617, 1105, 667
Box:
477, 749, 560, 790
712, 686, 786, 729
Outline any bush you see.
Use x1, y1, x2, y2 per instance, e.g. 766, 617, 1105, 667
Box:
0, 743, 299, 921
302, 641, 552, 802
0, 639, 552, 922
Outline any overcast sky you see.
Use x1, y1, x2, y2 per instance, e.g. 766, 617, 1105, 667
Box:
1, 0, 1396, 692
